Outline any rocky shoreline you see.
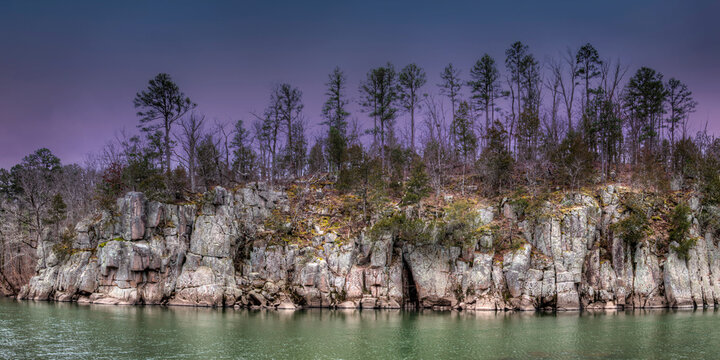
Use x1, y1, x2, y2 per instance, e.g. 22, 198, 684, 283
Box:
16, 184, 720, 311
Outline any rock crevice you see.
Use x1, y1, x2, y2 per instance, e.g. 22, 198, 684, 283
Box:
17, 185, 720, 311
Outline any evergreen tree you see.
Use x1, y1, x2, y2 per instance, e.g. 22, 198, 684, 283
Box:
322, 67, 350, 173
552, 130, 595, 189
321, 67, 350, 133
360, 63, 399, 166
521, 53, 541, 111
469, 54, 502, 132
575, 43, 602, 111
196, 134, 222, 189
402, 158, 431, 205
439, 63, 463, 131
665, 78, 697, 149
359, 69, 380, 145
623, 67, 667, 158
326, 126, 347, 175
479, 121, 514, 195
505, 41, 529, 140
517, 53, 541, 160
337, 144, 382, 221
121, 137, 167, 201
451, 102, 478, 195
45, 193, 67, 239
308, 139, 325, 175
595, 96, 624, 178
276, 84, 304, 176
451, 104, 477, 159
231, 119, 256, 182
17, 148, 61, 172
134, 73, 196, 173
517, 107, 540, 161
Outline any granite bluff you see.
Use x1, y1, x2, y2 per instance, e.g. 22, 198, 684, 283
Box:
15, 183, 720, 311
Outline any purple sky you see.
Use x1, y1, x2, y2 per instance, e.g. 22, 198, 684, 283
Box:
1, 0, 719, 169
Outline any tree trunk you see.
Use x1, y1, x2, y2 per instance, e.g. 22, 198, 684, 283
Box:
165, 121, 172, 173
410, 105, 415, 151
189, 151, 196, 192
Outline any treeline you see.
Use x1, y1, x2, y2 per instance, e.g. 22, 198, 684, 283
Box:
2, 41, 720, 293
3, 41, 720, 243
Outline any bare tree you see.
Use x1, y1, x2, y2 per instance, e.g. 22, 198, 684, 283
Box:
545, 58, 564, 145
439, 63, 463, 148
176, 113, 205, 192
195, 131, 224, 190
557, 48, 579, 132
253, 119, 272, 182
276, 84, 304, 159
252, 89, 283, 183
421, 94, 450, 195
215, 120, 233, 182
666, 77, 697, 151
399, 63, 427, 151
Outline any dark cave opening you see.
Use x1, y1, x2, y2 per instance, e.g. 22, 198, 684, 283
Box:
402, 256, 419, 309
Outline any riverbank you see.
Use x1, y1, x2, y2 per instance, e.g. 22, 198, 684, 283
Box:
13, 183, 720, 311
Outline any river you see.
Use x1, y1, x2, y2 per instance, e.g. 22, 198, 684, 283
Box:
1, 298, 718, 359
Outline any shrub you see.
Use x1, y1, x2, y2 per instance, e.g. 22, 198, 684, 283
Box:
96, 162, 126, 211
612, 195, 649, 250
669, 202, 695, 259
508, 194, 529, 217
672, 236, 697, 260
478, 120, 514, 195
51, 227, 77, 261
635, 148, 670, 192
669, 203, 692, 244
551, 130, 595, 189
402, 159, 431, 205
698, 205, 720, 238
369, 212, 430, 244
702, 169, 720, 207
438, 200, 480, 247
370, 201, 488, 248
673, 137, 702, 179
508, 191, 552, 220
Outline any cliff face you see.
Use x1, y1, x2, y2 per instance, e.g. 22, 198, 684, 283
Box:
16, 184, 720, 310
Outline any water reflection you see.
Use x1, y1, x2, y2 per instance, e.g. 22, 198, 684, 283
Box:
1, 298, 717, 359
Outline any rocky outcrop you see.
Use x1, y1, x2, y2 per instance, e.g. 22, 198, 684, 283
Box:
15, 184, 720, 311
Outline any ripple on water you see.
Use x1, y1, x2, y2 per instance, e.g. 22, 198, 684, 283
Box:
0, 299, 718, 359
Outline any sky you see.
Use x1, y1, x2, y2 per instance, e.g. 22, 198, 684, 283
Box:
1, 0, 719, 168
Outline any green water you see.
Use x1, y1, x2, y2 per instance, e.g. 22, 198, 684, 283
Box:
1, 298, 719, 359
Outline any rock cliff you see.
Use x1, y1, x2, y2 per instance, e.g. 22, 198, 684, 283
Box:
16, 184, 720, 310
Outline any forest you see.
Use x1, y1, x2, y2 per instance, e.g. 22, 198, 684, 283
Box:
1, 41, 719, 293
